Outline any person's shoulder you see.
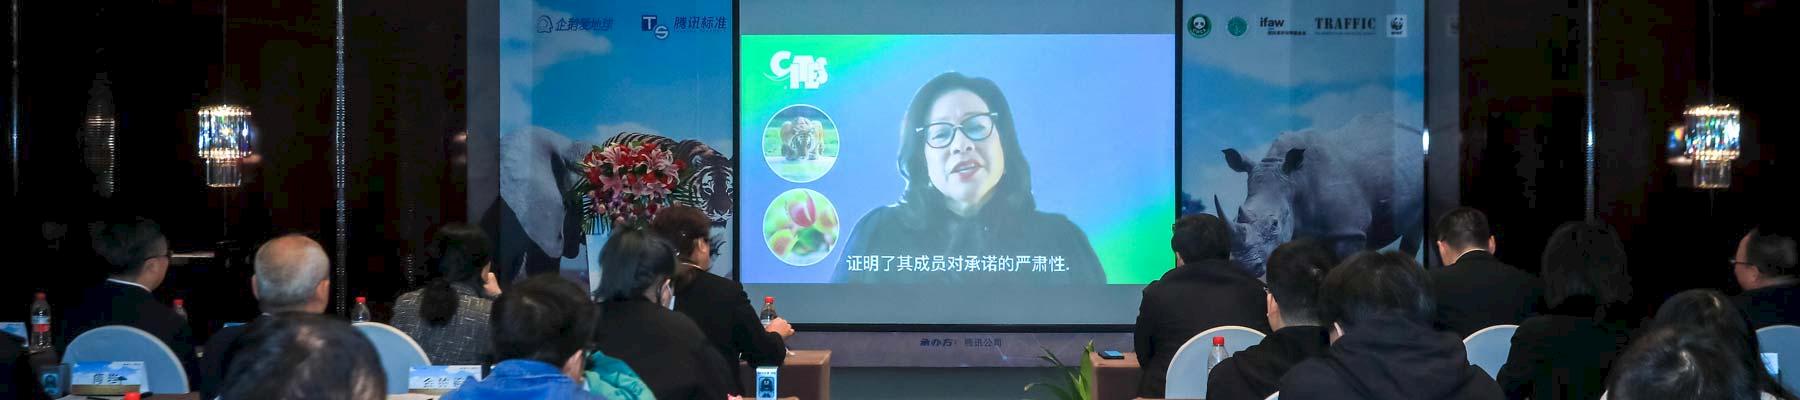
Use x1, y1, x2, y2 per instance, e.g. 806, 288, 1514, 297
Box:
1278, 358, 1349, 398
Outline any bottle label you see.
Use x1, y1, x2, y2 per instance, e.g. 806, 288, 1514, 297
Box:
31, 316, 49, 325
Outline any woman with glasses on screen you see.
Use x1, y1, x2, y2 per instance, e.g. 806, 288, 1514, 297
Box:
835, 72, 1104, 284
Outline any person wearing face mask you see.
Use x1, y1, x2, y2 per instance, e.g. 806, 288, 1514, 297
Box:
652, 205, 792, 396
836, 72, 1105, 285
590, 228, 735, 400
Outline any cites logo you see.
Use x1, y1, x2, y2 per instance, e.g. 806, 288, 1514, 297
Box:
769, 51, 828, 90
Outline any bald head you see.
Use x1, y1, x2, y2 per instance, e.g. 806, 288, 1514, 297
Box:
254, 235, 331, 313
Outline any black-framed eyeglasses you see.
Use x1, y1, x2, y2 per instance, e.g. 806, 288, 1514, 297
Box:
706, 235, 726, 259
916, 112, 1000, 149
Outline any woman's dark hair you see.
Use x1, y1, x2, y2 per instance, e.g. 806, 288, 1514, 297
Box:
1171, 214, 1232, 263
1318, 251, 1434, 330
595, 228, 678, 302
895, 72, 1035, 224
1608, 326, 1761, 400
491, 274, 598, 367
1540, 221, 1633, 309
651, 205, 714, 287
420, 224, 492, 326
1653, 289, 1796, 399
219, 312, 386, 400
1266, 239, 1338, 325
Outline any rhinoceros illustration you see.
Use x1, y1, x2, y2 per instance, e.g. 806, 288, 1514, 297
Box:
1217, 113, 1424, 276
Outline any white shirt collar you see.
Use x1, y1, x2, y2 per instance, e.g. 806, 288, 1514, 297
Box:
105, 278, 150, 293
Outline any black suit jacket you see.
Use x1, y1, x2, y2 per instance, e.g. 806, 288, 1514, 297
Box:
56, 280, 199, 387
1206, 325, 1330, 400
1735, 282, 1800, 329
1134, 259, 1271, 398
0, 334, 48, 400
1496, 297, 1632, 400
672, 268, 786, 394
1431, 251, 1543, 337
594, 300, 737, 399
198, 314, 271, 398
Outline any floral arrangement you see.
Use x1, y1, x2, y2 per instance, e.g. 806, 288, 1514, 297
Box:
568, 139, 697, 234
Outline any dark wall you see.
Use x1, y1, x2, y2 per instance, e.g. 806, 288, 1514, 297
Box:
1, 0, 467, 326
1461, 0, 1787, 317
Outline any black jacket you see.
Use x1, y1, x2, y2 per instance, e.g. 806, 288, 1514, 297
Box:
1496, 296, 1632, 400
672, 267, 786, 394
1134, 259, 1271, 398
56, 280, 199, 387
1735, 281, 1800, 329
594, 300, 737, 399
1278, 315, 1504, 400
835, 204, 1105, 284
199, 314, 271, 398
1206, 325, 1331, 400
1431, 251, 1543, 337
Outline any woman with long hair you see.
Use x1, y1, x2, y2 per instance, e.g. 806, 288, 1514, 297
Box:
391, 224, 499, 365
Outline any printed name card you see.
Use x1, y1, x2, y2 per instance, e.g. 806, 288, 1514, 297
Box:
409, 365, 482, 394
754, 366, 779, 400
69, 361, 145, 396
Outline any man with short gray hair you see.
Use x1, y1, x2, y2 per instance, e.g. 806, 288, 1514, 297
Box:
199, 234, 332, 397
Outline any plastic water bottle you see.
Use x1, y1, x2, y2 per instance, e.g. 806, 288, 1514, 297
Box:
760, 296, 777, 328
172, 299, 189, 321
28, 292, 51, 352
1207, 336, 1229, 370
351, 297, 371, 323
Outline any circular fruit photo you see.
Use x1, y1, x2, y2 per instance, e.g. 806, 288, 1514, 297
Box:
761, 104, 841, 183
762, 188, 840, 266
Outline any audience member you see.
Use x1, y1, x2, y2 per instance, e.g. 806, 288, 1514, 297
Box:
591, 228, 735, 399
392, 224, 500, 365
1733, 224, 1800, 328
1278, 251, 1503, 400
1135, 214, 1271, 398
57, 217, 198, 385
445, 275, 602, 400
1649, 289, 1796, 400
651, 205, 790, 395
216, 312, 386, 400
1207, 239, 1336, 400
1605, 326, 1760, 400
1499, 221, 1634, 400
200, 234, 332, 397
1430, 207, 1542, 337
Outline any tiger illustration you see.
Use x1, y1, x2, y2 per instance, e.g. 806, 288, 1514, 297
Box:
780, 117, 823, 161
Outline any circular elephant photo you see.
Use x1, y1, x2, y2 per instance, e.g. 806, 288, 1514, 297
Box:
761, 104, 841, 183
762, 188, 840, 266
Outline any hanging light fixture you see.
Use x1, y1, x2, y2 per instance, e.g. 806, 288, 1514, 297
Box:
1683, 104, 1740, 189
82, 72, 118, 196
197, 0, 253, 187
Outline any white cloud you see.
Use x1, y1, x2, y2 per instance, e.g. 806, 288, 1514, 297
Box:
1290, 84, 1423, 131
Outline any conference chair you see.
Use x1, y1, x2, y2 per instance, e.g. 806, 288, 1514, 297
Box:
1463, 324, 1518, 380
63, 325, 191, 394
1165, 325, 1266, 399
1757, 325, 1800, 393
353, 322, 432, 395
1266, 391, 1279, 400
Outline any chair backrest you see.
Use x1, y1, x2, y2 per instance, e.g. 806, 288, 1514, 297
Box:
1757, 325, 1800, 393
1166, 325, 1267, 399
62, 325, 190, 394
1266, 391, 1280, 400
1463, 324, 1518, 380
353, 322, 432, 395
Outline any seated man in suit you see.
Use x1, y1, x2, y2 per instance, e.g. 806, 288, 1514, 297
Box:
1135, 214, 1271, 398
199, 234, 332, 397
1429, 207, 1542, 337
58, 217, 198, 386
1733, 223, 1800, 329
1206, 239, 1336, 400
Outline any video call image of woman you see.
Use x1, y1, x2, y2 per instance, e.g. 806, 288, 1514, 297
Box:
835, 72, 1105, 284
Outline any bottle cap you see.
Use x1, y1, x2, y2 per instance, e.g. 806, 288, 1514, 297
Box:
35, 292, 45, 300
124, 392, 140, 400
1213, 336, 1225, 346
174, 299, 185, 307
764, 296, 774, 303
356, 296, 367, 303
